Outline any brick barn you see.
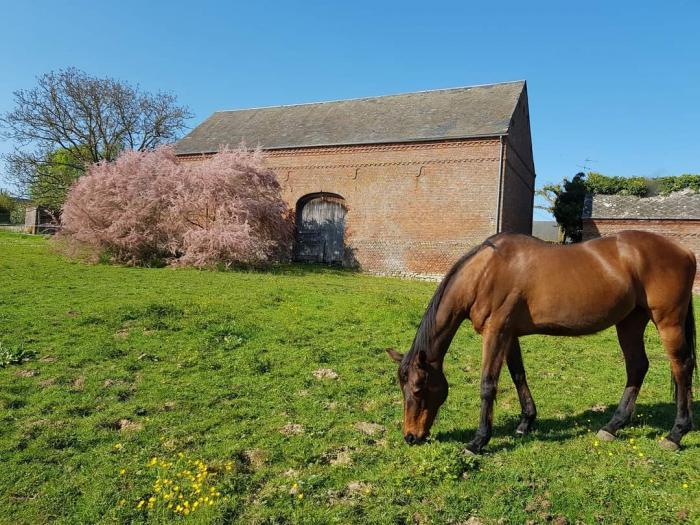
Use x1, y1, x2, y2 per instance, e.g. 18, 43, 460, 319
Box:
175, 80, 535, 278
582, 190, 700, 288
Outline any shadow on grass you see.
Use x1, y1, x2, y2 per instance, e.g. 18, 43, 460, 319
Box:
238, 263, 361, 277
434, 402, 699, 451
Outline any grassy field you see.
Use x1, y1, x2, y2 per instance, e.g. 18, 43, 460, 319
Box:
0, 232, 698, 524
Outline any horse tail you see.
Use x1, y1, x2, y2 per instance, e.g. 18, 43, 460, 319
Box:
673, 297, 697, 401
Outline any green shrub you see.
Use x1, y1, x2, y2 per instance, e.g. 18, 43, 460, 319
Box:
585, 172, 648, 196
654, 174, 700, 195
584, 172, 700, 197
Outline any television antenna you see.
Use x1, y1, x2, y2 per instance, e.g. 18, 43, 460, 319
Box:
577, 158, 597, 172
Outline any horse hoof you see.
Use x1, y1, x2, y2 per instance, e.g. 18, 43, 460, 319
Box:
462, 447, 478, 456
659, 438, 680, 452
596, 429, 616, 442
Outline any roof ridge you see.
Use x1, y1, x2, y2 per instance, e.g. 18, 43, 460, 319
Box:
214, 80, 526, 114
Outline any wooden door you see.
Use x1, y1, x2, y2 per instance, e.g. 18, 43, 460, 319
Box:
296, 195, 346, 264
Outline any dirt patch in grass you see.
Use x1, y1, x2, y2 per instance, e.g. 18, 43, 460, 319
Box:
354, 422, 385, 436
313, 368, 338, 379
280, 423, 304, 436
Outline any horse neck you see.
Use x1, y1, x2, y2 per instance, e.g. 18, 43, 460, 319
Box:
423, 278, 470, 365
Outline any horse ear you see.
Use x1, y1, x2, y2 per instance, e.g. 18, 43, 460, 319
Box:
385, 348, 404, 363
417, 349, 428, 368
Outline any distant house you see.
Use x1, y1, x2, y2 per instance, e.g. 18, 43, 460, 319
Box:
582, 190, 700, 287
175, 81, 536, 278
24, 206, 60, 234
532, 220, 561, 242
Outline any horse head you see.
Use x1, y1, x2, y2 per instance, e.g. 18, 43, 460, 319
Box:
386, 347, 448, 444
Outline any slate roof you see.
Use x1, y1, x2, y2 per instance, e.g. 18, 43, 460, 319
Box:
175, 81, 526, 155
583, 190, 700, 220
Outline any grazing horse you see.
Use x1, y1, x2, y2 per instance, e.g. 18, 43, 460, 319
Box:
386, 230, 696, 454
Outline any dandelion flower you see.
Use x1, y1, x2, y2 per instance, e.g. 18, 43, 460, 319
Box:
119, 469, 126, 475
114, 443, 123, 450
683, 483, 688, 489
298, 493, 304, 500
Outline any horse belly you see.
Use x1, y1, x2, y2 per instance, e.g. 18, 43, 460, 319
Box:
522, 270, 635, 336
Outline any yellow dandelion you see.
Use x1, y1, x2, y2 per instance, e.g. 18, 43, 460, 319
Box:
148, 496, 156, 503
638, 453, 644, 457
178, 452, 184, 458
406, 489, 412, 495
118, 499, 126, 506
137, 500, 145, 509
297, 493, 304, 500
119, 468, 126, 475
683, 483, 688, 489
183, 509, 190, 515
193, 501, 200, 508
114, 443, 123, 450
608, 452, 613, 456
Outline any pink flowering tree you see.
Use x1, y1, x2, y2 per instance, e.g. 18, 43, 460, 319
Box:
60, 147, 294, 267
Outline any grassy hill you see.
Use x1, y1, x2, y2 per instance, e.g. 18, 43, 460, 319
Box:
0, 232, 697, 524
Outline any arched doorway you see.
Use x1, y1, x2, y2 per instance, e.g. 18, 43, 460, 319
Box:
296, 193, 347, 264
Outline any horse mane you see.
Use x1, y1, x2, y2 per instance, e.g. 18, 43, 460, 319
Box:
401, 238, 497, 371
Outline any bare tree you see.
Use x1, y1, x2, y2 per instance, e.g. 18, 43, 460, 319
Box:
0, 67, 192, 202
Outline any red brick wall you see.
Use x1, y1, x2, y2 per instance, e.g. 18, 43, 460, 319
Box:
181, 138, 510, 278
582, 218, 700, 289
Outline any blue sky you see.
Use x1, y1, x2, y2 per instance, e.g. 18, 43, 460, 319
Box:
1, 0, 698, 219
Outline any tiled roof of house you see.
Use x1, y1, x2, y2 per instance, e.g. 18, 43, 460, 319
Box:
583, 190, 700, 220
175, 81, 526, 154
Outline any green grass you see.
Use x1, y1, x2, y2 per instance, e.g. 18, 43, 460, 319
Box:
0, 232, 698, 524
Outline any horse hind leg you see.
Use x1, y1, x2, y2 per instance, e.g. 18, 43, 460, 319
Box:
655, 307, 695, 450
506, 338, 537, 435
598, 308, 650, 441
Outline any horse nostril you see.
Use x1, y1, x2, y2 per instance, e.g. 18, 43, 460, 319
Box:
405, 433, 416, 445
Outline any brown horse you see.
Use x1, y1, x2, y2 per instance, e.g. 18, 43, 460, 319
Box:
386, 230, 696, 453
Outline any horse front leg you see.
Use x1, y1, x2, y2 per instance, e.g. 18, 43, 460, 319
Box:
465, 328, 510, 454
